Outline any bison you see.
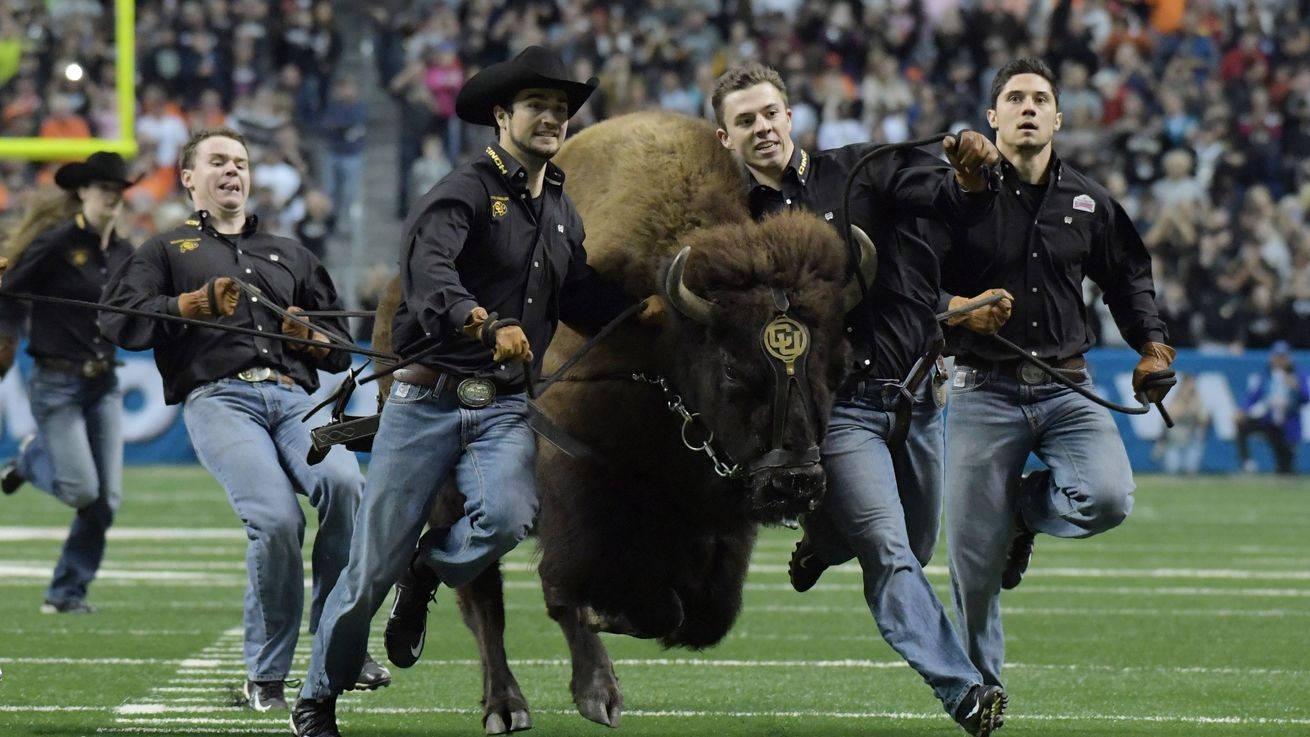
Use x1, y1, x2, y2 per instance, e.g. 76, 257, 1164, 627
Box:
372, 111, 874, 733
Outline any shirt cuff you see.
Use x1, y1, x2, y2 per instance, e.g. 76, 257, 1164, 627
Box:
446, 299, 478, 337
166, 297, 181, 317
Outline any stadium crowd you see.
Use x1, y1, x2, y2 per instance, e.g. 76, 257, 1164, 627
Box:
2, 0, 1309, 350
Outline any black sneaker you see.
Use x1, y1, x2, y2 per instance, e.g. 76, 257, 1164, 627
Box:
40, 599, 95, 614
1001, 470, 1048, 590
290, 696, 340, 737
353, 651, 392, 690
787, 524, 828, 593
243, 679, 288, 711
954, 684, 1007, 736
383, 556, 439, 668
2, 434, 32, 495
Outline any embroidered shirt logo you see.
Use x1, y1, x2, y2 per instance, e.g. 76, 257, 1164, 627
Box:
70, 249, 90, 266
1072, 194, 1096, 213
556, 224, 564, 233
170, 238, 201, 253
490, 195, 509, 218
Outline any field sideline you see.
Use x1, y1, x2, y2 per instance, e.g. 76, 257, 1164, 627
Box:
1, 467, 1308, 737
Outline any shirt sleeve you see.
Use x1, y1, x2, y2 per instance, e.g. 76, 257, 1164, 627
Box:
401, 177, 482, 338
1085, 198, 1169, 351
0, 230, 60, 295
855, 145, 996, 226
99, 237, 187, 350
558, 210, 635, 332
296, 250, 354, 373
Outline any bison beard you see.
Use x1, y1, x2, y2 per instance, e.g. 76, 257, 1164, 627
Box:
374, 111, 856, 733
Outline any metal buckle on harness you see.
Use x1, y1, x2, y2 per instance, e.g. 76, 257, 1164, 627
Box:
236, 366, 273, 383
81, 360, 108, 378
456, 377, 496, 408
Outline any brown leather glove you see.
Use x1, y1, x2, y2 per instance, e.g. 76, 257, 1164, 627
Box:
946, 289, 1013, 334
282, 306, 329, 359
177, 277, 240, 319
637, 295, 665, 326
463, 308, 533, 363
943, 131, 1001, 193
0, 335, 16, 379
1133, 341, 1177, 403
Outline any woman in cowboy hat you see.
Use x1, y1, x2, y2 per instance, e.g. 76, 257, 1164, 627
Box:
0, 151, 139, 614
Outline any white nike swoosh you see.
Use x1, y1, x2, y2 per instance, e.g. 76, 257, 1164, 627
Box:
410, 631, 425, 659
965, 701, 981, 719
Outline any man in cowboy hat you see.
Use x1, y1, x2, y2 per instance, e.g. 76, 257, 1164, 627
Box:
291, 45, 660, 737
0, 151, 138, 616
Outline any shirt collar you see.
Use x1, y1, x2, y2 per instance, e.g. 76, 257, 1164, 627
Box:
745, 146, 810, 194
189, 210, 259, 237
483, 143, 566, 191
997, 152, 1063, 187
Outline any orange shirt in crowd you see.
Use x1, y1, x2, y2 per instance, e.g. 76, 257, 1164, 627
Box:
1148, 0, 1186, 35
39, 115, 91, 139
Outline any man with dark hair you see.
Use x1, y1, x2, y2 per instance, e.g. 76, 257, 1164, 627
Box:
100, 127, 390, 712
289, 47, 660, 737
713, 62, 1010, 736
938, 57, 1175, 688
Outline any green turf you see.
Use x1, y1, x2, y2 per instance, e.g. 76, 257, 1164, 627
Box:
1, 468, 1308, 736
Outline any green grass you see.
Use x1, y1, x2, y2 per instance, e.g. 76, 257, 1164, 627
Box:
2, 468, 1309, 736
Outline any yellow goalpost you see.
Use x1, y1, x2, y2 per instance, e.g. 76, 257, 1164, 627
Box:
0, 0, 136, 161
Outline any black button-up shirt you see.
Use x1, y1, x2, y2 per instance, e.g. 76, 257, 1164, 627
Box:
937, 155, 1167, 363
100, 211, 353, 404
0, 215, 133, 362
392, 143, 631, 387
748, 144, 994, 380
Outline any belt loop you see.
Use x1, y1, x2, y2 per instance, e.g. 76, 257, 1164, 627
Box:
434, 372, 448, 395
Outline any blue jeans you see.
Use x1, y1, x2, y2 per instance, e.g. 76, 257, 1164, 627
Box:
301, 380, 537, 700
18, 366, 123, 604
802, 381, 980, 716
322, 151, 364, 216
184, 379, 363, 682
944, 367, 1134, 687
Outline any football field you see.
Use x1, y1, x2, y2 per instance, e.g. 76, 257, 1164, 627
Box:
2, 467, 1308, 736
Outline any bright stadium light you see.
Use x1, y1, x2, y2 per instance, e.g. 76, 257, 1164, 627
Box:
64, 62, 84, 82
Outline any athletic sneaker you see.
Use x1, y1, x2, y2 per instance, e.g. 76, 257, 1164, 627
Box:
290, 696, 339, 737
953, 684, 1007, 736
353, 652, 392, 690
787, 522, 829, 593
383, 556, 439, 668
41, 599, 95, 614
1001, 470, 1049, 590
243, 679, 288, 711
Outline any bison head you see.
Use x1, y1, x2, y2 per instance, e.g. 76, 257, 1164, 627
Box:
657, 212, 876, 523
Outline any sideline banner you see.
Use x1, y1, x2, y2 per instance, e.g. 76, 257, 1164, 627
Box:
0, 346, 1305, 473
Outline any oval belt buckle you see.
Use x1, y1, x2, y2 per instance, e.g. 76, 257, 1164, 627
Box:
1019, 362, 1048, 385
81, 361, 98, 378
238, 366, 272, 382
456, 378, 496, 408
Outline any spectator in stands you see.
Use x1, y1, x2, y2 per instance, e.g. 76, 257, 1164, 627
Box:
1236, 341, 1309, 474
316, 76, 367, 218
1153, 373, 1209, 475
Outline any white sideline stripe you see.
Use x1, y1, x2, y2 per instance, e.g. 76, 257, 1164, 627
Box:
0, 527, 246, 541
15, 655, 1303, 679
4, 559, 1307, 587
98, 730, 282, 735
88, 706, 1310, 727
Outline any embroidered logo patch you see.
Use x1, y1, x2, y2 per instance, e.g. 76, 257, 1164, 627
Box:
170, 238, 201, 253
1072, 194, 1096, 213
491, 200, 508, 218
70, 249, 89, 266
556, 224, 564, 233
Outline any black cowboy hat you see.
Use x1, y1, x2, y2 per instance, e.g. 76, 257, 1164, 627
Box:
455, 46, 598, 128
54, 151, 143, 190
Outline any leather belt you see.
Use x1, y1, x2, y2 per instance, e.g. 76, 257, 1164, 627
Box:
957, 356, 1088, 385
392, 365, 516, 408
35, 357, 115, 379
234, 366, 296, 386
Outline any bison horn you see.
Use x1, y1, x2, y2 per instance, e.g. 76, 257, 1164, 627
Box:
842, 225, 879, 312
664, 246, 717, 325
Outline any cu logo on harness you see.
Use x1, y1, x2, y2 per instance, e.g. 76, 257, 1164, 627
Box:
762, 315, 809, 376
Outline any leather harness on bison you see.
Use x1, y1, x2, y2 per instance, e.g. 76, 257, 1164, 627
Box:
371, 111, 874, 733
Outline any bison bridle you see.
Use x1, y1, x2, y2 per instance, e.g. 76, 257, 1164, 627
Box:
659, 227, 878, 517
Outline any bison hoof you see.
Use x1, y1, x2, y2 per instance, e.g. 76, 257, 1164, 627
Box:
484, 709, 532, 734
577, 696, 623, 728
